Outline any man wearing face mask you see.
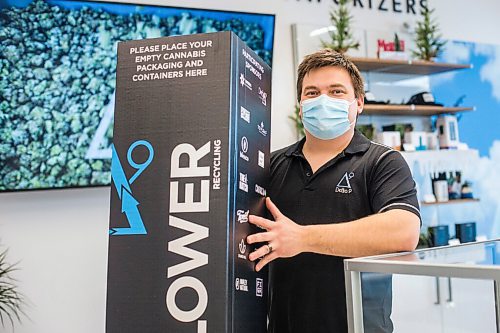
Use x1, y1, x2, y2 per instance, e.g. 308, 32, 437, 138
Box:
246, 49, 421, 332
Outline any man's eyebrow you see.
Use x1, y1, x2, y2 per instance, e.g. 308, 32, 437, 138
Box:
303, 84, 348, 91
328, 83, 347, 90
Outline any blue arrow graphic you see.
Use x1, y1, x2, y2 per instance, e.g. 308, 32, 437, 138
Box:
109, 143, 149, 236
110, 188, 147, 235
111, 144, 131, 199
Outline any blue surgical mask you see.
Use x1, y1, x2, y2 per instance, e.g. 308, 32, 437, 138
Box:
301, 94, 356, 140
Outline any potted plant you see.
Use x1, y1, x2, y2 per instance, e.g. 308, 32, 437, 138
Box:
0, 248, 25, 329
321, 0, 360, 54
289, 104, 305, 138
412, 6, 446, 61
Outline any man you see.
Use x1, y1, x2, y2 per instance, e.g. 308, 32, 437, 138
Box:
246, 49, 421, 332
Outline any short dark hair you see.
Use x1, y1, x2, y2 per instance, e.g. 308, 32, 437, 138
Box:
296, 49, 365, 102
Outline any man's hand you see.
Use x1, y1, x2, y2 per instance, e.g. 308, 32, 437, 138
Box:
247, 197, 306, 272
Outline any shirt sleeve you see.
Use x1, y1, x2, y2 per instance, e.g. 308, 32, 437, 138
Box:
368, 150, 421, 221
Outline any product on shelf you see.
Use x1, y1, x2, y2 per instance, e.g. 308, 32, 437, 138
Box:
403, 131, 427, 151
364, 91, 390, 105
428, 225, 450, 247
406, 91, 443, 106
436, 115, 460, 149
455, 222, 477, 243
461, 181, 474, 199
375, 131, 401, 150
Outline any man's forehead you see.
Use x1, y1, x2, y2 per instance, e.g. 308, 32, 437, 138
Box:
303, 66, 352, 84
305, 65, 349, 76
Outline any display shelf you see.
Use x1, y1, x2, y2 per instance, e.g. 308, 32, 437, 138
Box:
362, 104, 474, 116
421, 198, 480, 206
351, 57, 472, 75
401, 149, 479, 175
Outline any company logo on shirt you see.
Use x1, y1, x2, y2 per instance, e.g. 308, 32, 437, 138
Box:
335, 172, 354, 194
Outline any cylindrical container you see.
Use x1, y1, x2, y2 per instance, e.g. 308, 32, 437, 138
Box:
427, 132, 439, 150
433, 180, 449, 202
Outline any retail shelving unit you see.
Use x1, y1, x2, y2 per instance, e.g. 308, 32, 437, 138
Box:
420, 198, 480, 206
350, 57, 472, 75
355, 57, 480, 235
363, 104, 474, 116
353, 57, 474, 116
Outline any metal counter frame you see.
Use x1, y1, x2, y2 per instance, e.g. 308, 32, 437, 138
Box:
344, 239, 500, 333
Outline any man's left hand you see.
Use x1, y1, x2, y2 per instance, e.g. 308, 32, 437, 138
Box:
247, 197, 306, 272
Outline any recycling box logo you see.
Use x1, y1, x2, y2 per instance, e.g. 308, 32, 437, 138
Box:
110, 140, 154, 236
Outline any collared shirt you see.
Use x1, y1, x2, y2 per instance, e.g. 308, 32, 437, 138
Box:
267, 130, 420, 333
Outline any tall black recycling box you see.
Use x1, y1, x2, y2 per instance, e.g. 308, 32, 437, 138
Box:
106, 31, 272, 332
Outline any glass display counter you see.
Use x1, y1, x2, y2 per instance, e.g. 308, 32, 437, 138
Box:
344, 240, 500, 333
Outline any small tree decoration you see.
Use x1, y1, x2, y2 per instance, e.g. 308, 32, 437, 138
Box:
0, 249, 25, 329
412, 6, 446, 61
394, 33, 402, 51
289, 104, 305, 138
322, 0, 360, 53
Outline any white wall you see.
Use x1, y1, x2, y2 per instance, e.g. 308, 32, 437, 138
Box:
1, 0, 500, 332
0, 187, 110, 332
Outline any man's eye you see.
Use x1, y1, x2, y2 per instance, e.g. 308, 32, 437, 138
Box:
331, 89, 343, 95
305, 91, 318, 96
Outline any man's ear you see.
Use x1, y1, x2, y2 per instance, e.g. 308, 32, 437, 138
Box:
357, 95, 364, 115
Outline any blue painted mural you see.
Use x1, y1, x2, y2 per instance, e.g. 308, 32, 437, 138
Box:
429, 40, 500, 239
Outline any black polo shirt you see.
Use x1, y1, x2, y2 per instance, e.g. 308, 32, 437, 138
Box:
267, 130, 420, 333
